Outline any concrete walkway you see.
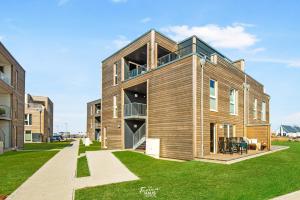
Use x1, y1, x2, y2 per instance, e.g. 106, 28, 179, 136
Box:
75, 150, 139, 189
272, 191, 300, 200
7, 140, 79, 200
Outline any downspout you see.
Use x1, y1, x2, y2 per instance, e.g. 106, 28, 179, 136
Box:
200, 56, 206, 157
244, 74, 247, 137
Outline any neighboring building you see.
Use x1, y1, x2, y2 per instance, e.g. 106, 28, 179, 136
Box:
101, 29, 271, 160
0, 42, 25, 150
276, 125, 300, 137
86, 99, 101, 141
24, 94, 53, 142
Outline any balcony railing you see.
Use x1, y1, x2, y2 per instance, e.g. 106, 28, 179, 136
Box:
0, 71, 10, 85
27, 103, 44, 110
0, 105, 11, 118
133, 123, 146, 149
96, 109, 101, 114
125, 61, 148, 80
95, 122, 101, 128
124, 103, 147, 118
157, 45, 193, 67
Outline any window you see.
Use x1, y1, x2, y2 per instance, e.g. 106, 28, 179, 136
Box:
90, 119, 93, 128
261, 101, 266, 121
224, 124, 236, 138
113, 62, 118, 86
90, 105, 93, 116
15, 70, 18, 89
24, 130, 32, 142
113, 95, 118, 118
24, 114, 32, 125
253, 99, 257, 119
210, 79, 218, 111
230, 89, 238, 115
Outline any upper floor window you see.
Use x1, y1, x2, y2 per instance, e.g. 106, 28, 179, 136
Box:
229, 89, 238, 115
261, 101, 266, 121
113, 62, 118, 86
15, 70, 18, 90
24, 114, 32, 125
253, 99, 257, 119
209, 79, 218, 111
113, 95, 118, 118
90, 105, 93, 115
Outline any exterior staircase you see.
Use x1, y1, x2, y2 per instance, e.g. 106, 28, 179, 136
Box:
133, 123, 146, 150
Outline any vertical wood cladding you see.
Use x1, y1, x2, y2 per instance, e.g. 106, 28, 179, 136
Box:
101, 30, 271, 160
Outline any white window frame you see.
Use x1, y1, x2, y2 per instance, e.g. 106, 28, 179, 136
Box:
24, 114, 32, 126
253, 99, 257, 119
90, 105, 93, 116
209, 79, 218, 112
261, 101, 266, 121
229, 89, 238, 115
24, 130, 32, 142
113, 95, 118, 118
224, 124, 236, 138
113, 63, 118, 86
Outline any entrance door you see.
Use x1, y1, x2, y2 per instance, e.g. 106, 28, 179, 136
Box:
210, 123, 216, 153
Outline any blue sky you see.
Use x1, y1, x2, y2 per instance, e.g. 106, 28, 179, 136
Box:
0, 0, 299, 133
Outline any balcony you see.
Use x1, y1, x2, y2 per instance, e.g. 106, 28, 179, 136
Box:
125, 62, 148, 80
95, 122, 101, 128
157, 45, 193, 67
124, 103, 147, 119
0, 105, 11, 119
0, 71, 10, 85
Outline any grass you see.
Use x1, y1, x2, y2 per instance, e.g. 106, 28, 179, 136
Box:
24, 141, 71, 150
76, 140, 101, 177
77, 156, 90, 177
75, 141, 300, 200
0, 142, 71, 196
78, 140, 101, 155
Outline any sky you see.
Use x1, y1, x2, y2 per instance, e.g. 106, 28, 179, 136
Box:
0, 0, 299, 133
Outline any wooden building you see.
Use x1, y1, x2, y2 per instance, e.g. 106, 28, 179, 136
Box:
86, 99, 101, 141
24, 94, 53, 142
0, 42, 25, 150
101, 30, 271, 160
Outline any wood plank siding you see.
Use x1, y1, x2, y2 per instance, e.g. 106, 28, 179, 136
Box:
101, 30, 271, 160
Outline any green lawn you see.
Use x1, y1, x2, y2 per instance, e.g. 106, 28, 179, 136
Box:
24, 141, 71, 150
76, 140, 101, 177
78, 140, 101, 155
76, 141, 300, 200
77, 156, 90, 177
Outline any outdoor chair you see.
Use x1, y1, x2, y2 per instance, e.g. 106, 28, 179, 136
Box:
239, 142, 248, 154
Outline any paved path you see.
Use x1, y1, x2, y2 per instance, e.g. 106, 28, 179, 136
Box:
75, 150, 139, 189
272, 191, 300, 200
7, 140, 79, 200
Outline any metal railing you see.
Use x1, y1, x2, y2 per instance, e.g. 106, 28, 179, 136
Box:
125, 61, 148, 80
157, 45, 193, 67
124, 103, 147, 117
0, 105, 11, 118
27, 103, 44, 110
0, 71, 10, 85
133, 123, 146, 149
95, 122, 101, 128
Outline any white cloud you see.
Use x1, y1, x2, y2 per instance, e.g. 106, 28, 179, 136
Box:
233, 22, 255, 27
112, 35, 130, 49
111, 0, 127, 3
248, 57, 300, 68
58, 0, 70, 6
140, 17, 151, 23
161, 24, 258, 49
282, 112, 300, 126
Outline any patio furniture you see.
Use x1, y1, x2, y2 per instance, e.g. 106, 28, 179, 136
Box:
239, 142, 248, 154
261, 141, 267, 150
248, 139, 258, 150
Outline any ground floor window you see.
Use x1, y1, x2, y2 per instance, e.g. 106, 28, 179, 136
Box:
25, 130, 32, 142
224, 124, 236, 138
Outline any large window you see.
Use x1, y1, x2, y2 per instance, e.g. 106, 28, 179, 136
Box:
113, 62, 118, 86
210, 79, 218, 111
230, 89, 238, 115
24, 114, 32, 125
113, 95, 118, 118
224, 124, 236, 138
261, 101, 266, 121
253, 99, 257, 119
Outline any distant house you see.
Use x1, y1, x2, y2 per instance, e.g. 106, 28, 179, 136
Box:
276, 125, 300, 137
